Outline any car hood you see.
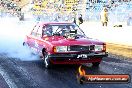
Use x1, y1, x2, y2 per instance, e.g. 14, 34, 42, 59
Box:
42, 36, 104, 46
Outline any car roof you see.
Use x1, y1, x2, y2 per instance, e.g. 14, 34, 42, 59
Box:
37, 22, 74, 26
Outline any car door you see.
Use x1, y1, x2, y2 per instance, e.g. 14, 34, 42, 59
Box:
27, 24, 40, 51
35, 25, 44, 53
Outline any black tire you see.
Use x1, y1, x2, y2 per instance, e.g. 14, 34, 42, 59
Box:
43, 52, 52, 69
23, 42, 26, 46
23, 42, 28, 47
92, 62, 100, 67
23, 42, 30, 49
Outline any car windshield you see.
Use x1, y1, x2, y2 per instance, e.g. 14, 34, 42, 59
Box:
44, 23, 86, 38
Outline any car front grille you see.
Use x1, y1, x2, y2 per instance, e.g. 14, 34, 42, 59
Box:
69, 45, 94, 52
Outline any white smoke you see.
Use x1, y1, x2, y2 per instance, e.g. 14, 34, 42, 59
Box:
0, 16, 39, 61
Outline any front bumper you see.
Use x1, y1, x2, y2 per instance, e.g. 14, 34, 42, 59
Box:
49, 52, 108, 64
49, 52, 108, 59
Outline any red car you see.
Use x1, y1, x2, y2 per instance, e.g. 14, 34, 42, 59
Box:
23, 22, 108, 68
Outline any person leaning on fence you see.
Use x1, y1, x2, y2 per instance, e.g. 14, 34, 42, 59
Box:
78, 14, 83, 25
100, 7, 108, 26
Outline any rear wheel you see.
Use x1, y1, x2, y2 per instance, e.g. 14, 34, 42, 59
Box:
23, 42, 26, 46
92, 62, 100, 67
42, 51, 52, 69
23, 42, 29, 48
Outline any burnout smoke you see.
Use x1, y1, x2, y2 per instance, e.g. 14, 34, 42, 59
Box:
0, 17, 39, 61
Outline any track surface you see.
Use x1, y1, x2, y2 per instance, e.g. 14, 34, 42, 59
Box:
0, 53, 132, 88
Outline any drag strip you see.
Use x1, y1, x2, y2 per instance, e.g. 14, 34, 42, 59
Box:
0, 69, 9, 88
0, 53, 132, 88
0, 65, 17, 88
0, 54, 42, 88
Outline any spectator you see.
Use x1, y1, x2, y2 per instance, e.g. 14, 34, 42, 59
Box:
100, 7, 108, 26
73, 17, 76, 24
78, 14, 83, 25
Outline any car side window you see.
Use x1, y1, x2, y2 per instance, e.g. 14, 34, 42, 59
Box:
42, 26, 53, 36
31, 25, 39, 36
36, 26, 42, 38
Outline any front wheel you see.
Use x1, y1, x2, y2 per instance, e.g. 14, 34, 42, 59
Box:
43, 52, 52, 69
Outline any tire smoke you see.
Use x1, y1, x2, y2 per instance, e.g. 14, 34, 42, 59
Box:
0, 17, 39, 61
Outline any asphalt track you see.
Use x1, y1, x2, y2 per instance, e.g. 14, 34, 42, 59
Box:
0, 53, 132, 88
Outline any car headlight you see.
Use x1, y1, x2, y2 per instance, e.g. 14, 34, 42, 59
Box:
94, 45, 104, 51
54, 46, 68, 52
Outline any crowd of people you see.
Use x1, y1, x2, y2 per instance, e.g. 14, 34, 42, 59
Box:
0, 0, 109, 25
0, 0, 24, 20
1, 0, 131, 26
0, 0, 21, 13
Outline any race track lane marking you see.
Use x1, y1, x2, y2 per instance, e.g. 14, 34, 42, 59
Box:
0, 66, 17, 88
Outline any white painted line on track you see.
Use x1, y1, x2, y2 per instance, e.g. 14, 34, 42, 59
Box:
0, 66, 17, 88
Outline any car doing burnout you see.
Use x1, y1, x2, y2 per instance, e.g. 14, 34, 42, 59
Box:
23, 22, 108, 68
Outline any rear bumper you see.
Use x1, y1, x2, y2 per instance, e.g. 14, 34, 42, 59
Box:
48, 52, 108, 64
